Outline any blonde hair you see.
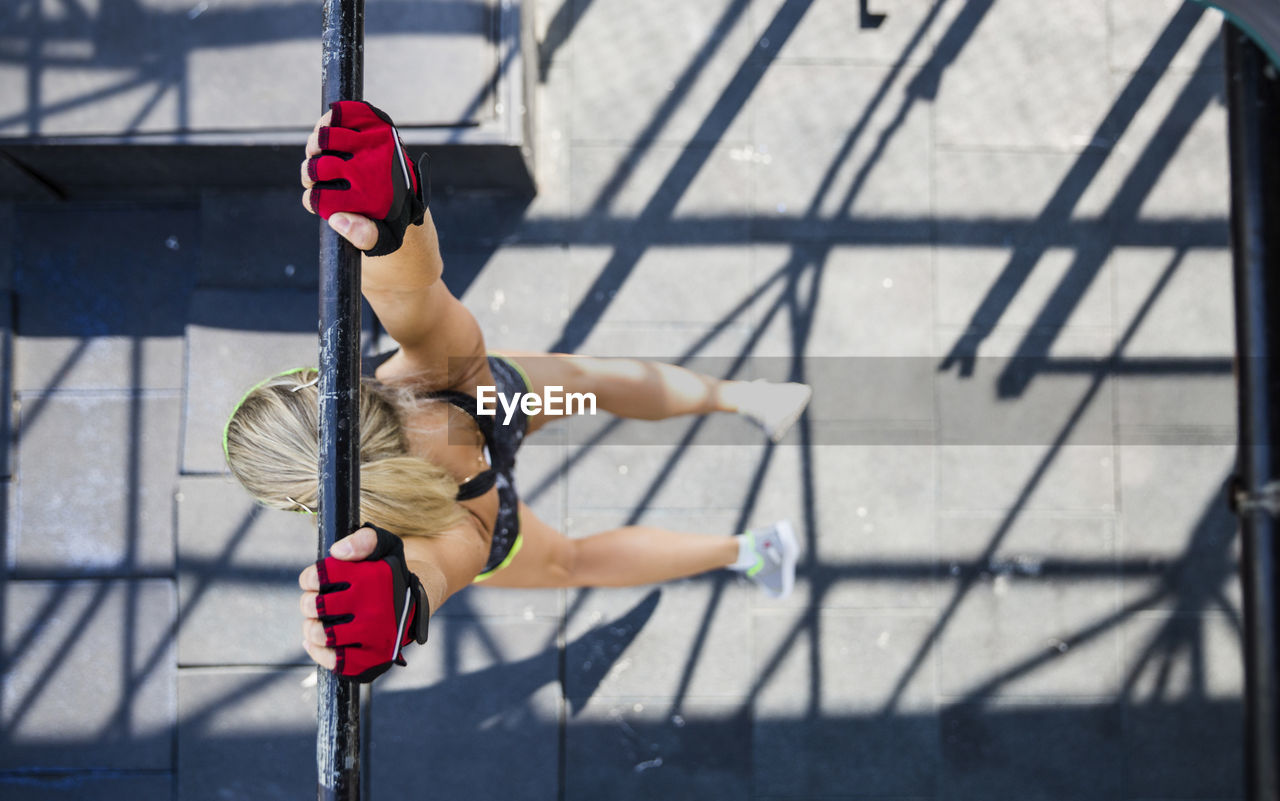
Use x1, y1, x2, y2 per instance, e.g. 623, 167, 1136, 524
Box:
223, 368, 464, 538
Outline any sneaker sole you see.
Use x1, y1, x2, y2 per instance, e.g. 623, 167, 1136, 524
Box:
774, 520, 799, 599
767, 385, 813, 444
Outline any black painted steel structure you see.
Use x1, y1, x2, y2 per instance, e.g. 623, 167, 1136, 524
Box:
1226, 20, 1280, 801
317, 0, 366, 799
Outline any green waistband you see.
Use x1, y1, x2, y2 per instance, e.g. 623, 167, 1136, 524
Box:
487, 352, 533, 394
472, 532, 524, 583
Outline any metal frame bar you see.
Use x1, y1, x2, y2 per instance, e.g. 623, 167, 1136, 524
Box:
1225, 21, 1280, 801
317, 0, 365, 799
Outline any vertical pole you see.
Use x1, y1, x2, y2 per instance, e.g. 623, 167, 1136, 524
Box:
318, 1, 364, 799
1225, 23, 1280, 801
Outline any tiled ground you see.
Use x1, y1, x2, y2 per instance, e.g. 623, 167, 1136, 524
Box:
1, 0, 1247, 799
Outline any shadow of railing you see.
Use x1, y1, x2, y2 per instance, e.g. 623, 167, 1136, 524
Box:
0, 0, 1244, 798
0, 0, 498, 135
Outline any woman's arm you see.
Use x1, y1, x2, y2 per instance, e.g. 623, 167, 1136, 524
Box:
298, 522, 490, 672
300, 108, 490, 392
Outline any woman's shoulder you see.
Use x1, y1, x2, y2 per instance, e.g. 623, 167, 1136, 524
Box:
401, 402, 487, 476
370, 348, 496, 397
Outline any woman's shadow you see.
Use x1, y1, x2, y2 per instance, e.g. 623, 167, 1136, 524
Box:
369, 590, 662, 795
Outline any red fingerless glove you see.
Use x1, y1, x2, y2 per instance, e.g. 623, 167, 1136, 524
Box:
315, 524, 430, 683
306, 100, 428, 257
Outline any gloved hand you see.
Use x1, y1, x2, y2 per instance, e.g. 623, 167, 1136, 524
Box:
303, 100, 428, 257
304, 524, 430, 683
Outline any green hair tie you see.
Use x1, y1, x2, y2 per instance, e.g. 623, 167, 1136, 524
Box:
221, 367, 317, 461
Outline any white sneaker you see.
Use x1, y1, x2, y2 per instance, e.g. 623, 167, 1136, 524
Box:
741, 520, 799, 599
736, 380, 813, 443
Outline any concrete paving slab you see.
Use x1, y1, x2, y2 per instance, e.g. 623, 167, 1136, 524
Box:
937, 444, 1116, 513
431, 194, 543, 251
176, 666, 315, 801
571, 0, 753, 145
1113, 247, 1234, 358
1116, 376, 1235, 445
563, 509, 744, 540
935, 328, 1115, 447
372, 616, 560, 800
1102, 68, 1228, 225
1121, 613, 1243, 799
1124, 695, 1243, 800
745, 450, 879, 609
1110, 0, 1226, 74
457, 244, 576, 352
13, 204, 196, 392
175, 476, 314, 666
526, 51, 574, 226
0, 773, 172, 801
754, 711, 940, 797
198, 190, 319, 289
748, 445, 936, 610
0, 203, 13, 291
0, 147, 59, 201
22, 62, 185, 141
575, 322, 756, 359
751, 0, 938, 66
565, 696, 751, 801
565, 442, 765, 512
567, 245, 755, 326
752, 606, 940, 798
752, 793, 936, 798
1122, 611, 1242, 699
1117, 445, 1238, 611
443, 583, 564, 621
564, 581, 754, 699
753, 607, 938, 714
3, 0, 501, 136
11, 394, 179, 573
747, 793, 931, 798
773, 356, 934, 447
750, 64, 932, 239
936, 246, 1115, 332
15, 335, 186, 396
570, 143, 752, 248
1, 579, 176, 771
939, 700, 1123, 801
359, 0, 502, 126
0, 295, 11, 478
752, 244, 935, 358
933, 148, 1116, 243
182, 289, 323, 474
932, 1, 1112, 151
936, 515, 1120, 698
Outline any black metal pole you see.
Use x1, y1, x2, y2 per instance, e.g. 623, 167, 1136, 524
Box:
1225, 23, 1280, 801
318, 1, 364, 799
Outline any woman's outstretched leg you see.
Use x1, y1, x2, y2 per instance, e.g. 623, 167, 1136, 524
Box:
479, 504, 796, 597
495, 350, 811, 441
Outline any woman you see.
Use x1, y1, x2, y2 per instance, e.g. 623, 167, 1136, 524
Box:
223, 101, 810, 682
